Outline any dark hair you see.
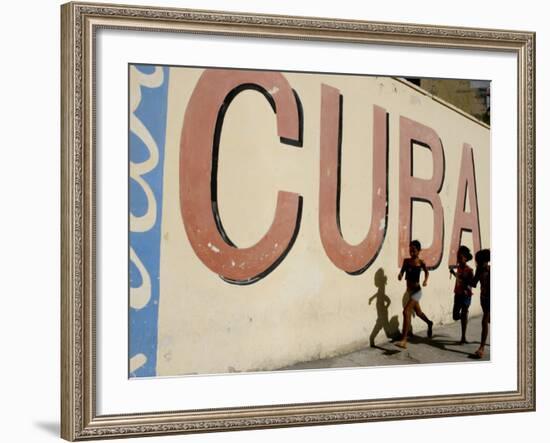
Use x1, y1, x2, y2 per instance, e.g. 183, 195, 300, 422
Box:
410, 240, 421, 250
475, 249, 490, 264
458, 245, 473, 261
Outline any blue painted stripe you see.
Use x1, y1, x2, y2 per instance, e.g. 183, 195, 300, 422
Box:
129, 65, 169, 378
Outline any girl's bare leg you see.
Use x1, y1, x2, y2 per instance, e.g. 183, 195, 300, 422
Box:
460, 309, 469, 344
481, 313, 490, 346
476, 312, 490, 356
414, 304, 434, 338
396, 300, 415, 348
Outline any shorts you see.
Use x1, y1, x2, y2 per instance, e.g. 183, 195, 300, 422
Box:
453, 293, 472, 320
480, 295, 490, 315
407, 288, 423, 302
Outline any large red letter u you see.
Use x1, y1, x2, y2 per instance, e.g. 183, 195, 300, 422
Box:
319, 84, 389, 274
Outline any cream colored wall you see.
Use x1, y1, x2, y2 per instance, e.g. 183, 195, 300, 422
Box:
156, 68, 490, 376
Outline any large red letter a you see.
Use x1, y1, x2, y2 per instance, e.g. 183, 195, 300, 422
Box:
449, 143, 482, 265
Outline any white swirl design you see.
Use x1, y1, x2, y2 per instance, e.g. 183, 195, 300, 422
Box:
129, 66, 165, 312
130, 66, 164, 232
130, 247, 152, 310
129, 353, 148, 373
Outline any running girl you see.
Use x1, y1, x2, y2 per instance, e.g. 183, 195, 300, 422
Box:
394, 240, 434, 349
449, 245, 474, 344
472, 249, 490, 358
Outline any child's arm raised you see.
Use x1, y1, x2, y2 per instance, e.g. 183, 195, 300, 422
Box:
466, 267, 475, 287
421, 260, 429, 287
398, 260, 406, 281
472, 266, 481, 287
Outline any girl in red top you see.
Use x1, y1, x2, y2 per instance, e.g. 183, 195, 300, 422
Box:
449, 245, 474, 344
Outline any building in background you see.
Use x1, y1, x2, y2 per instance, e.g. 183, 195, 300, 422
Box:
404, 78, 490, 125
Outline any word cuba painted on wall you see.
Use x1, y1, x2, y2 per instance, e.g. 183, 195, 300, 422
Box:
180, 69, 481, 284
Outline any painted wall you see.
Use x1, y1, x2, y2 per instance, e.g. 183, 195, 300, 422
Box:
139, 67, 491, 376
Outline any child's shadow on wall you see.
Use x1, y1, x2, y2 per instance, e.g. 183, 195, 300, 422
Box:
368, 268, 400, 349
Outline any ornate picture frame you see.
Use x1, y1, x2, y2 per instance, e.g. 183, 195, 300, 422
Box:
61, 1, 535, 440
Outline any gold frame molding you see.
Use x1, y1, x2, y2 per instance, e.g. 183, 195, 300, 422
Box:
61, 1, 536, 440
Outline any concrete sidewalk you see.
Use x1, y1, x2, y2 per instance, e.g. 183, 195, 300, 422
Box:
283, 316, 490, 370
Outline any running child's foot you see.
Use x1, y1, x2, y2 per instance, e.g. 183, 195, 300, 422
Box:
473, 348, 485, 359
459, 338, 470, 345
394, 340, 408, 349
427, 321, 433, 338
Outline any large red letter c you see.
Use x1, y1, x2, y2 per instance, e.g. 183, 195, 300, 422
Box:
180, 69, 303, 284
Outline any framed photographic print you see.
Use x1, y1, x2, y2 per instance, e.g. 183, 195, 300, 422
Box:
61, 1, 535, 440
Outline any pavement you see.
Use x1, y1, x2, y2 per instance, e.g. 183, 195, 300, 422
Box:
283, 316, 490, 370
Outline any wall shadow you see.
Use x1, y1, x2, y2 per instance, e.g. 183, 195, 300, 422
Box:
368, 268, 400, 350
406, 334, 490, 359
